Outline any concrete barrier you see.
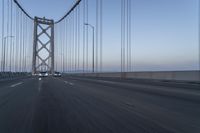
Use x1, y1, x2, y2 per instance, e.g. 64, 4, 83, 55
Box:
0, 72, 31, 81
71, 71, 200, 82
126, 71, 200, 82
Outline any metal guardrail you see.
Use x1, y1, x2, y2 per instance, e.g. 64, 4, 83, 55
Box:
64, 71, 200, 82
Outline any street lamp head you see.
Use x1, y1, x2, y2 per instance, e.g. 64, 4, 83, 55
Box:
84, 23, 94, 29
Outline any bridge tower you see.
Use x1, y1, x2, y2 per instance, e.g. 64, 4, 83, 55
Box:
32, 17, 54, 74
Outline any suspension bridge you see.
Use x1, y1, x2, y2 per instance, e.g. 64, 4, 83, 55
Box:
0, 0, 200, 133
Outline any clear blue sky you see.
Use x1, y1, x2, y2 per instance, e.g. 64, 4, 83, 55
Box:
1, 0, 199, 72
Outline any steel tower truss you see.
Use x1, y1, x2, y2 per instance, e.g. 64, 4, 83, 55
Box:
32, 17, 54, 74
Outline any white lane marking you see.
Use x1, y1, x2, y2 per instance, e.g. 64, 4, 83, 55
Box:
64, 81, 74, 86
10, 82, 23, 88
38, 79, 42, 92
97, 80, 116, 84
69, 82, 74, 86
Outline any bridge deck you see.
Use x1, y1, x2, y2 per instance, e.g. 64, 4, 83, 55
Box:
0, 76, 199, 133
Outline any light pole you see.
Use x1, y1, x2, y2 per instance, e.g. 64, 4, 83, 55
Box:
2, 36, 14, 72
0, 37, 3, 72
84, 23, 95, 73
9, 36, 15, 72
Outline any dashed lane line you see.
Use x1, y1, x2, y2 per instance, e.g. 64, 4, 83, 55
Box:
10, 82, 23, 88
64, 81, 74, 86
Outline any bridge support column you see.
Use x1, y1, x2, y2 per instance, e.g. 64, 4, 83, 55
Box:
32, 17, 54, 75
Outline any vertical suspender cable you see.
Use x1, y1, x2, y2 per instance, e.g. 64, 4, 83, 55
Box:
20, 11, 22, 72
59, 22, 62, 72
18, 9, 21, 72
126, 0, 129, 72
59, 23, 61, 71
56, 24, 58, 71
121, 0, 123, 73
63, 19, 66, 72
199, 0, 200, 78
25, 17, 27, 72
72, 12, 74, 72
74, 10, 76, 72
129, 0, 132, 72
15, 6, 18, 72
122, 0, 125, 72
24, 16, 26, 72
75, 9, 77, 72
69, 15, 72, 72
54, 24, 56, 71
86, 0, 88, 72
57, 24, 59, 71
22, 14, 25, 72
76, 8, 78, 72
199, 0, 200, 73
121, 0, 125, 73
60, 22, 62, 72
63, 20, 65, 72
26, 18, 30, 72
21, 13, 24, 72
123, 0, 125, 72
59, 23, 62, 71
67, 18, 69, 72
100, 0, 103, 72
124, 0, 126, 72
83, 0, 86, 73
66, 19, 68, 72
123, 0, 125, 73
6, 0, 9, 72
69, 16, 71, 72
62, 21, 63, 72
55, 25, 57, 71
13, 2, 16, 72
9, 0, 12, 72
96, 0, 99, 73
62, 21, 64, 72
12, 0, 15, 72
63, 21, 65, 72
1, 0, 4, 72
66, 18, 68, 72
22, 13, 24, 72
71, 14, 73, 72
65, 19, 67, 72
68, 17, 70, 72
66, 18, 69, 72
78, 5, 80, 71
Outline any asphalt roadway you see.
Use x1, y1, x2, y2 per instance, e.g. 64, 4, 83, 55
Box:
0, 76, 199, 133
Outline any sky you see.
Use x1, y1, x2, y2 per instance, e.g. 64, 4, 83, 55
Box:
0, 0, 199, 72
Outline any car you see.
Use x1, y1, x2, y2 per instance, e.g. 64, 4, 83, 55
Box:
39, 71, 49, 77
54, 72, 61, 77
